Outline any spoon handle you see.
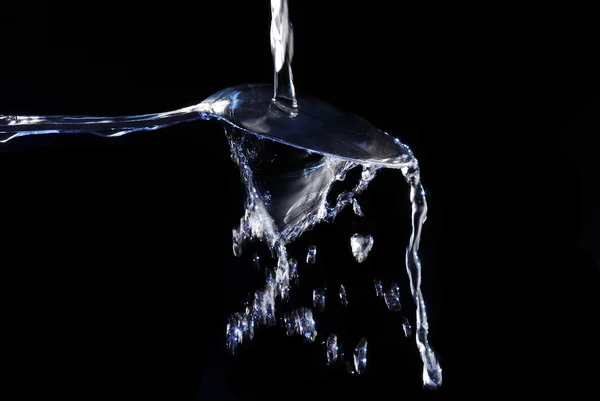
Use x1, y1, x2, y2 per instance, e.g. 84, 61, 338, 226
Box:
0, 103, 208, 143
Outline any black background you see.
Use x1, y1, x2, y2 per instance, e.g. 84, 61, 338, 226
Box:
1, 1, 598, 400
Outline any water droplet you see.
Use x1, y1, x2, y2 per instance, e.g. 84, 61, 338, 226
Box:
313, 288, 326, 312
374, 279, 383, 297
402, 317, 412, 337
352, 198, 364, 217
325, 333, 339, 365
252, 283, 277, 327
225, 311, 255, 354
353, 337, 368, 375
289, 257, 298, 283
384, 282, 401, 312
232, 228, 242, 257
339, 284, 348, 307
225, 314, 243, 354
350, 233, 374, 263
232, 242, 242, 257
284, 307, 317, 343
345, 360, 356, 375
0, 0, 443, 388
306, 245, 317, 264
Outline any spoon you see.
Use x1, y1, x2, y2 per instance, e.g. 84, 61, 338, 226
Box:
0, 83, 416, 169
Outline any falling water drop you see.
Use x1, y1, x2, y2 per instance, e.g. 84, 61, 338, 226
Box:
284, 307, 317, 343
402, 317, 413, 337
353, 338, 368, 375
232, 240, 242, 257
345, 361, 355, 375
339, 284, 348, 307
325, 334, 339, 365
350, 233, 374, 263
313, 288, 326, 312
270, 0, 297, 111
352, 198, 364, 217
384, 282, 402, 312
374, 279, 383, 297
289, 257, 298, 283
306, 245, 317, 264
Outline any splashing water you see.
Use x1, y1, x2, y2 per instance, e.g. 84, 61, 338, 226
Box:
339, 284, 349, 307
341, 337, 368, 375
0, 0, 442, 389
374, 279, 384, 297
284, 307, 317, 342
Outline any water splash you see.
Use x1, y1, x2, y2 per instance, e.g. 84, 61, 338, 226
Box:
225, 125, 442, 386
284, 307, 317, 342
0, 116, 443, 386
226, 308, 255, 354
0, 0, 442, 389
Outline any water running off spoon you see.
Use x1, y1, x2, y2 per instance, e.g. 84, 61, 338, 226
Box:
0, 0, 442, 389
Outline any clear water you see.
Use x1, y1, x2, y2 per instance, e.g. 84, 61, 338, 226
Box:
402, 317, 413, 337
385, 282, 402, 312
374, 279, 384, 298
306, 245, 317, 264
339, 284, 349, 307
0, 0, 442, 389
313, 287, 326, 312
325, 334, 339, 365
353, 338, 368, 375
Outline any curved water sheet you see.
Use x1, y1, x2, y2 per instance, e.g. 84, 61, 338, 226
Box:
0, 84, 442, 389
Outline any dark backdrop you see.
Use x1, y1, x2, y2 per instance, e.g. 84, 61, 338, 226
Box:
1, 1, 598, 400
